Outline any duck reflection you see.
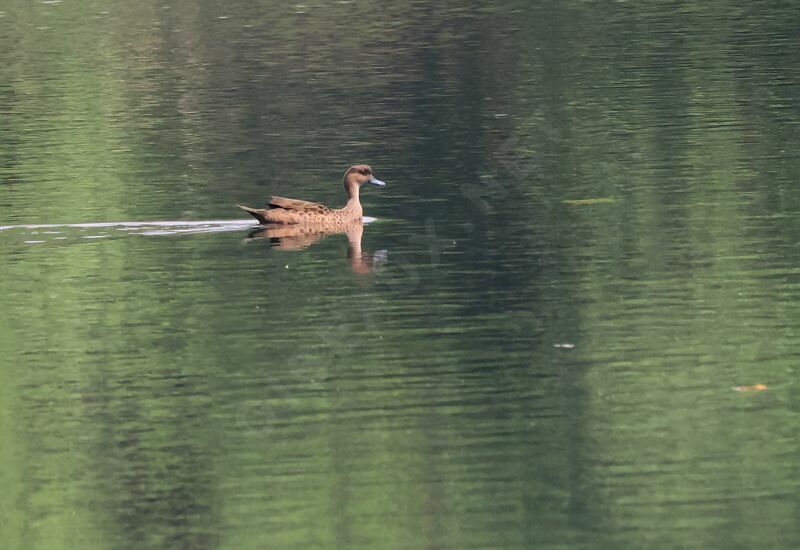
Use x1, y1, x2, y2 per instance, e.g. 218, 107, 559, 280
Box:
246, 220, 387, 275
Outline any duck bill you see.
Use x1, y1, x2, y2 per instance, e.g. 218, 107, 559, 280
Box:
368, 176, 386, 186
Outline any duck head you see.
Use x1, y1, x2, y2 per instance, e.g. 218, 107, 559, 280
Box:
343, 164, 386, 198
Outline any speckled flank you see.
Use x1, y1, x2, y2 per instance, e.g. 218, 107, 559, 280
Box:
237, 164, 384, 226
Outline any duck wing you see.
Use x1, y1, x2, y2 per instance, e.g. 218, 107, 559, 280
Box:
268, 196, 332, 214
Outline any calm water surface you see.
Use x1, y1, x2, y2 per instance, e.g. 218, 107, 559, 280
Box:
2, 1, 800, 548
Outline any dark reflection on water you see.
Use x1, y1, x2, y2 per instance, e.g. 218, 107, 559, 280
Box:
2, 0, 800, 548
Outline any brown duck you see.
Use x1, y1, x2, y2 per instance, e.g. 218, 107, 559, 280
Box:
237, 164, 385, 225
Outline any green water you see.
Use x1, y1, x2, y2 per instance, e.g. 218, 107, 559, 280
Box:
2, 1, 800, 548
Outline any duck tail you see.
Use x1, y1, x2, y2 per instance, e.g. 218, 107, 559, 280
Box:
237, 204, 269, 225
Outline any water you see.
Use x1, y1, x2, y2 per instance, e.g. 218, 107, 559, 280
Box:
2, 1, 800, 548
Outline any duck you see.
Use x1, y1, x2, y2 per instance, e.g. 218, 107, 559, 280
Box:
237, 164, 385, 225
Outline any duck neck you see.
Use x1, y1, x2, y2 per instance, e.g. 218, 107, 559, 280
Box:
343, 179, 362, 215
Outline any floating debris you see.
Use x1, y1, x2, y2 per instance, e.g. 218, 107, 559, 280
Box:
733, 384, 768, 392
553, 343, 575, 349
562, 197, 616, 206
